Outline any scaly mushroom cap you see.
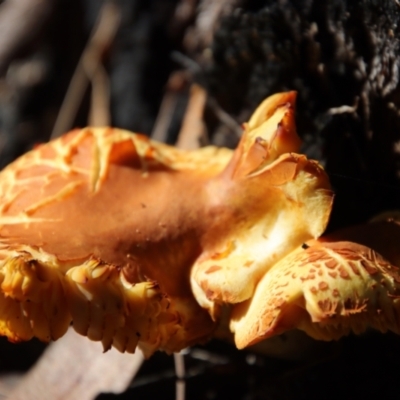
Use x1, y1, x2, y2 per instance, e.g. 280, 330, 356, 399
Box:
0, 129, 231, 355
0, 91, 333, 355
231, 220, 400, 348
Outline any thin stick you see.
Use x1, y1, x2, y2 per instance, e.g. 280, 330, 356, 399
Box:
176, 83, 208, 149
88, 63, 111, 126
207, 96, 242, 138
51, 0, 120, 138
174, 351, 186, 400
151, 71, 188, 143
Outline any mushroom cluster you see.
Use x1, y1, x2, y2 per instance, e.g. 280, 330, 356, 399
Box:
0, 91, 398, 357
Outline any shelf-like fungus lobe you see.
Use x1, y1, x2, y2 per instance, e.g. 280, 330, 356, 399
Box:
231, 232, 400, 349
0, 92, 334, 355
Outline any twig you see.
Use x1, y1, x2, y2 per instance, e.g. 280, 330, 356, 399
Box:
207, 96, 243, 138
51, 0, 121, 138
88, 63, 111, 126
176, 83, 208, 149
171, 52, 242, 138
151, 92, 179, 143
174, 351, 186, 400
171, 51, 203, 75
151, 71, 188, 143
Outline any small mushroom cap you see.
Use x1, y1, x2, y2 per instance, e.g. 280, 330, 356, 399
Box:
231, 238, 400, 348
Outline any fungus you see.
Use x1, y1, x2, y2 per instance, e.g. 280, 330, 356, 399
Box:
0, 91, 334, 356
230, 219, 400, 348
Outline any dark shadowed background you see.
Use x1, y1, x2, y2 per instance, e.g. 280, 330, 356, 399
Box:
0, 0, 400, 399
